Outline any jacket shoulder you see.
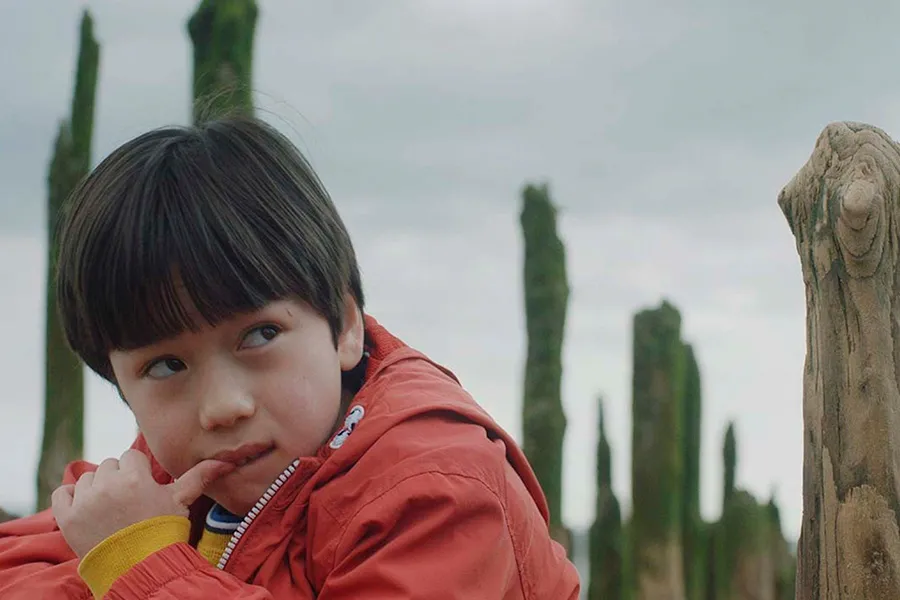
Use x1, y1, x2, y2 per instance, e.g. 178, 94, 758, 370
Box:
321, 405, 513, 523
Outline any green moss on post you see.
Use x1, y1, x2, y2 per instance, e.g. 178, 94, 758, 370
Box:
621, 517, 635, 600
681, 344, 702, 600
520, 182, 569, 547
630, 299, 686, 599
716, 422, 741, 598
723, 422, 736, 509
713, 425, 783, 599
767, 497, 797, 600
36, 10, 99, 511
714, 491, 772, 599
589, 398, 623, 600
703, 521, 717, 600
188, 0, 258, 123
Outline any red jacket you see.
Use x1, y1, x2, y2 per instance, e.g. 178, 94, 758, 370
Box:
0, 316, 580, 598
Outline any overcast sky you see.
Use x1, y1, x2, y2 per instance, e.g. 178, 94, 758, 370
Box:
5, 0, 900, 542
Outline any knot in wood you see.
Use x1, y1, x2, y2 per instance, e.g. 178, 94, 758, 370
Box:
840, 179, 877, 231
835, 171, 885, 278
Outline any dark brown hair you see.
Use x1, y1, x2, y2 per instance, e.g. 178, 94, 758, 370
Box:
55, 115, 364, 381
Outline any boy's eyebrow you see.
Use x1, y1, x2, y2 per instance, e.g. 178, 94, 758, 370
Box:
116, 335, 186, 358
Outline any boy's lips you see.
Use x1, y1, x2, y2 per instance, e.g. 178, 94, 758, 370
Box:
209, 443, 276, 467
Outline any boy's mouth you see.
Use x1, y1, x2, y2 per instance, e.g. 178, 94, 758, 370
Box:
210, 443, 276, 468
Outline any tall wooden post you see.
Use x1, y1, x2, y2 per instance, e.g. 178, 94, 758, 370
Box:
780, 121, 900, 598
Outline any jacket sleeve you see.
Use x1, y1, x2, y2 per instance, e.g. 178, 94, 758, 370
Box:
0, 472, 275, 599
317, 471, 528, 599
0, 460, 98, 600
0, 434, 165, 599
98, 543, 274, 600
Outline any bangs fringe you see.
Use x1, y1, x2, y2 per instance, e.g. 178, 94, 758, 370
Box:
56, 117, 360, 381
86, 139, 296, 354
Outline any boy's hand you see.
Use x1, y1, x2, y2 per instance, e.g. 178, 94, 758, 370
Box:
51, 449, 234, 558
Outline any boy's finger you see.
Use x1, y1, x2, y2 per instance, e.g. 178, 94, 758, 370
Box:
118, 448, 151, 474
167, 459, 235, 507
50, 484, 75, 517
74, 472, 94, 498
95, 457, 120, 478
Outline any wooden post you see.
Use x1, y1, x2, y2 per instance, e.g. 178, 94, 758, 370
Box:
37, 9, 99, 511
188, 0, 258, 123
520, 182, 570, 551
631, 300, 686, 600
779, 121, 900, 598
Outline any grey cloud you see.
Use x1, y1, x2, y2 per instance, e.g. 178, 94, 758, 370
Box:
6, 0, 895, 239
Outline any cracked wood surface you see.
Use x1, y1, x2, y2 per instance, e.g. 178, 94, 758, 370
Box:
780, 121, 900, 599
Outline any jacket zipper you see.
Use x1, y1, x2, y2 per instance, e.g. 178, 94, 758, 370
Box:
216, 458, 302, 571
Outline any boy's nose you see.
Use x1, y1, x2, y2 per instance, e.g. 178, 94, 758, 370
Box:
198, 388, 257, 430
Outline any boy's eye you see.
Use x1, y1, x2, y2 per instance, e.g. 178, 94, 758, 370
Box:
241, 325, 280, 349
145, 358, 186, 379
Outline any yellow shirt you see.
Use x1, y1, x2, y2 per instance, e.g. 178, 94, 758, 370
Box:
78, 504, 242, 599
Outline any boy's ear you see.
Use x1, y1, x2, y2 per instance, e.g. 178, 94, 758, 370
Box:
337, 294, 365, 372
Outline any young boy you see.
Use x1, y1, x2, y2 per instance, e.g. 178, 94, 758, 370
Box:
0, 116, 581, 599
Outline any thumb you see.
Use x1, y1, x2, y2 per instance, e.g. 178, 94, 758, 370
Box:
167, 459, 235, 507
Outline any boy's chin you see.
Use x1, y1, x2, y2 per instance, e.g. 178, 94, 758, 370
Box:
204, 477, 271, 516
202, 449, 292, 515
207, 490, 260, 518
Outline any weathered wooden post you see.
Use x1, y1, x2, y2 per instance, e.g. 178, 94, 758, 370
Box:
520, 182, 570, 551
682, 344, 704, 600
37, 9, 99, 511
188, 0, 257, 123
779, 121, 900, 598
589, 397, 623, 600
631, 299, 686, 600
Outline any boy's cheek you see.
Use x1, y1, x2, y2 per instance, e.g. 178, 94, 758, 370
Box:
141, 441, 191, 480
136, 420, 196, 474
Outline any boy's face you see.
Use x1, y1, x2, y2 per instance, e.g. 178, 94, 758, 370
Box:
109, 296, 364, 516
